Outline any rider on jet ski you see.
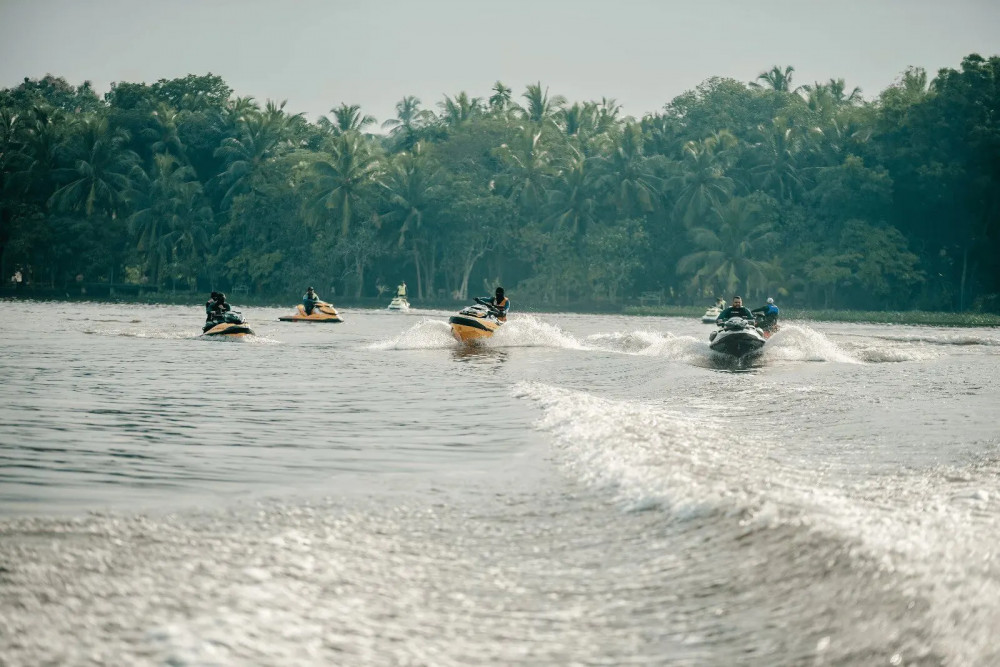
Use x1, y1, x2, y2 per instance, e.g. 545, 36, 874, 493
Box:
752, 297, 780, 329
204, 292, 231, 330
715, 295, 755, 326
303, 286, 320, 315
479, 287, 510, 322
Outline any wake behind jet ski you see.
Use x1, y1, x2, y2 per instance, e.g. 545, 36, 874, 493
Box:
709, 317, 766, 357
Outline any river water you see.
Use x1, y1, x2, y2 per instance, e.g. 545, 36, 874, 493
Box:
1, 300, 998, 665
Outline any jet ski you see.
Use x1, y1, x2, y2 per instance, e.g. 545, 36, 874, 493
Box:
449, 298, 503, 343
752, 311, 780, 339
701, 306, 722, 323
202, 310, 254, 337
278, 301, 343, 323
708, 317, 766, 357
387, 296, 410, 311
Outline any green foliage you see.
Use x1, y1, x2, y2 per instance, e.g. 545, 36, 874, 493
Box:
1, 57, 997, 314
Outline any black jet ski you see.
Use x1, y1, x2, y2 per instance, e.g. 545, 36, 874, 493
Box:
709, 317, 766, 357
202, 310, 254, 337
449, 298, 503, 343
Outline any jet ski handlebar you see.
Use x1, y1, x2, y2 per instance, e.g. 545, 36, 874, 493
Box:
473, 297, 502, 315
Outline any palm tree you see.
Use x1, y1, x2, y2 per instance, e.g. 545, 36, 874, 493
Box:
321, 103, 376, 136
750, 117, 804, 201
751, 65, 796, 92
379, 143, 441, 299
438, 92, 483, 128
224, 96, 260, 127
546, 146, 597, 240
669, 131, 737, 225
593, 123, 663, 217
213, 102, 301, 209
488, 81, 512, 113
381, 96, 432, 149
12, 105, 67, 204
305, 132, 381, 237
129, 153, 211, 287
516, 82, 566, 126
142, 103, 187, 160
49, 115, 141, 218
826, 78, 863, 106
677, 196, 779, 296
495, 128, 554, 213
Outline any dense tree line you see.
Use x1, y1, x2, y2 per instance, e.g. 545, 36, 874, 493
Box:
1, 55, 997, 310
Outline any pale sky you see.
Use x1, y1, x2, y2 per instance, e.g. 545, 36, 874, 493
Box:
1, 0, 997, 126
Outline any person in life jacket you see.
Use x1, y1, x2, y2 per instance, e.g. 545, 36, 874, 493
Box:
481, 287, 510, 322
204, 292, 231, 330
716, 295, 755, 326
302, 286, 320, 315
396, 281, 407, 298
752, 297, 780, 329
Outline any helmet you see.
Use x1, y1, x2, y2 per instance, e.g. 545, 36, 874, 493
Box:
496, 287, 504, 297
307, 286, 314, 291
767, 297, 774, 304
217, 293, 226, 302
210, 291, 219, 299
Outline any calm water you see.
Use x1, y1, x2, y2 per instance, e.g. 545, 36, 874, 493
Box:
1, 300, 998, 665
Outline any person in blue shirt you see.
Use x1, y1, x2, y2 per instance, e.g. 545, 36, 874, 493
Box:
302, 286, 320, 315
716, 295, 755, 325
481, 287, 510, 322
752, 297, 780, 330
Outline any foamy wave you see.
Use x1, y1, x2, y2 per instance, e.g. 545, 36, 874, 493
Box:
368, 319, 455, 350
488, 315, 586, 349
585, 330, 705, 361
764, 325, 860, 363
852, 346, 940, 363
513, 382, 752, 518
875, 332, 1000, 347
84, 328, 197, 340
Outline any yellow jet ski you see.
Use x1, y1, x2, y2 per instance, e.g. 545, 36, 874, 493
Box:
202, 311, 254, 337
278, 301, 344, 323
449, 298, 503, 343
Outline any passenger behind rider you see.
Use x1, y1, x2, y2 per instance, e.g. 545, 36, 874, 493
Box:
716, 295, 755, 326
752, 297, 780, 328
303, 286, 320, 315
481, 287, 510, 322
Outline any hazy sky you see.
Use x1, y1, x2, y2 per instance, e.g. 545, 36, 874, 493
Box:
1, 0, 997, 125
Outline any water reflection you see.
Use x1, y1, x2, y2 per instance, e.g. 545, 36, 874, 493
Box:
450, 346, 509, 365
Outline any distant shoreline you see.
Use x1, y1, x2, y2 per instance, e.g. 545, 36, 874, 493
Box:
2, 289, 996, 327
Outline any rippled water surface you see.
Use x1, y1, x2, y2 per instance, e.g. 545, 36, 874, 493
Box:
1, 300, 998, 665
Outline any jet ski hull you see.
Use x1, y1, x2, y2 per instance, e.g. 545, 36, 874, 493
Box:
202, 322, 254, 337
278, 303, 343, 323
449, 314, 500, 343
387, 297, 410, 311
709, 330, 766, 357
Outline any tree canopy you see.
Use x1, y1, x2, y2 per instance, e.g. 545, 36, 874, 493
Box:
2, 56, 998, 311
